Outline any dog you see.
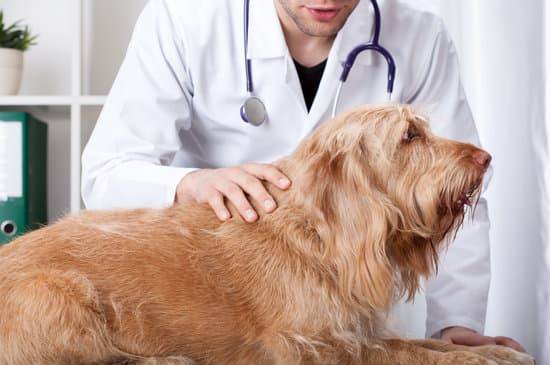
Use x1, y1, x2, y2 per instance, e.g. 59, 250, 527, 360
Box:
0, 105, 534, 365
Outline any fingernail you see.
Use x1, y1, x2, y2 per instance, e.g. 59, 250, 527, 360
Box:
220, 211, 230, 220
279, 178, 290, 188
264, 200, 276, 211
245, 209, 257, 221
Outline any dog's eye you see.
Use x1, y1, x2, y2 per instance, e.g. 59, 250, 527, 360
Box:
403, 125, 421, 143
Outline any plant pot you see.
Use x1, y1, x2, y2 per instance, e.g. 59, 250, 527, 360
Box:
0, 48, 23, 95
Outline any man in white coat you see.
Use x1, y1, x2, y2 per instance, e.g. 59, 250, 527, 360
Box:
82, 0, 524, 350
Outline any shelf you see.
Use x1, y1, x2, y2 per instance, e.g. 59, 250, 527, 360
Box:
0, 95, 107, 106
80, 96, 107, 106
1, 0, 145, 219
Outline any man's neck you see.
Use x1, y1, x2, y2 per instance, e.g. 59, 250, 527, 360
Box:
274, 2, 335, 67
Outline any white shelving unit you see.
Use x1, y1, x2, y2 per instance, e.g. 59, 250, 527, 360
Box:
0, 96, 106, 106
0, 0, 146, 221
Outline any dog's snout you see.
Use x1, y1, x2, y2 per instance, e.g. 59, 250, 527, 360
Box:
472, 150, 492, 169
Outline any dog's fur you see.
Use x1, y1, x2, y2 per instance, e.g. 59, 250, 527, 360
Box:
0, 105, 534, 364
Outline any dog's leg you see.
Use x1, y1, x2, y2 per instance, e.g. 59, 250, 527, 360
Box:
409, 339, 535, 365
360, 339, 503, 365
131, 357, 197, 365
0, 270, 122, 365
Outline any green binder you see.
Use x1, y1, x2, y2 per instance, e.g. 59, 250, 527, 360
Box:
0, 112, 48, 244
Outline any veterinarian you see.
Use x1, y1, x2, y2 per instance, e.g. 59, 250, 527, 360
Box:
82, 0, 524, 351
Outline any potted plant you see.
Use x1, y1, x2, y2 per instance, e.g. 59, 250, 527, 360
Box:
0, 10, 38, 95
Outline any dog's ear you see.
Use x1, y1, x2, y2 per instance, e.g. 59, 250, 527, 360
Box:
295, 137, 398, 311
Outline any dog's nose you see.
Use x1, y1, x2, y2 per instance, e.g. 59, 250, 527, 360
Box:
472, 150, 492, 169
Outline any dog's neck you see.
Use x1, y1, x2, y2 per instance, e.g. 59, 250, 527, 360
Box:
268, 158, 398, 312
214, 206, 382, 348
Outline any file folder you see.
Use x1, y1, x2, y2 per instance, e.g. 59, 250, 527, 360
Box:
0, 112, 47, 244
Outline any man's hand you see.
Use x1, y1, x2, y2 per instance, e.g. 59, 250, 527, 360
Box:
441, 326, 526, 353
175, 163, 291, 222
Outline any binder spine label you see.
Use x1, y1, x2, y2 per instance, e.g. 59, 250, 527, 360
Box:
0, 122, 23, 200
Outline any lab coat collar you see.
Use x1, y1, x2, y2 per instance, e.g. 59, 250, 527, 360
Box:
300, 1, 377, 131
246, 0, 377, 131
336, 0, 375, 66
247, 0, 287, 59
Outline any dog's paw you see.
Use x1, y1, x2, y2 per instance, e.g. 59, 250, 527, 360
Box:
441, 351, 498, 365
469, 346, 535, 365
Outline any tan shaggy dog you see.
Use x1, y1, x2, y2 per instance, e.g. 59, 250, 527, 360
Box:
0, 105, 535, 365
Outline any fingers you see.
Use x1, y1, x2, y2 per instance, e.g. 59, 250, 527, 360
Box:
228, 168, 277, 213
241, 163, 291, 190
207, 191, 231, 221
465, 335, 497, 347
177, 164, 291, 223
455, 334, 496, 347
495, 336, 527, 353
441, 327, 528, 354
216, 181, 258, 223
442, 330, 497, 347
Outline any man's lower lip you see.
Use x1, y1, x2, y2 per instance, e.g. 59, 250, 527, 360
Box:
307, 8, 340, 22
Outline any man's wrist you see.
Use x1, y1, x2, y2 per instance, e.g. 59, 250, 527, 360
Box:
173, 168, 201, 204
427, 317, 485, 339
441, 326, 476, 336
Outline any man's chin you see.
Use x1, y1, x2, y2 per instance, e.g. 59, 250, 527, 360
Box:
296, 22, 344, 37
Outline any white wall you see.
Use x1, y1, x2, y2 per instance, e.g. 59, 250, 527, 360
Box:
544, 0, 550, 360
1, 0, 147, 96
0, 0, 74, 95
83, 0, 148, 95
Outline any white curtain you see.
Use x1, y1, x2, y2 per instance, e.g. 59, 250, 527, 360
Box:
408, 0, 548, 361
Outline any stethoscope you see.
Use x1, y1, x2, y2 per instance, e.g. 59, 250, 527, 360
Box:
240, 0, 397, 126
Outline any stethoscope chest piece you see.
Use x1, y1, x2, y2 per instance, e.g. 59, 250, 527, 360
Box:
240, 96, 267, 126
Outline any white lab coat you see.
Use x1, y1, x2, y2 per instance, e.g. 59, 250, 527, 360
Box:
82, 0, 491, 338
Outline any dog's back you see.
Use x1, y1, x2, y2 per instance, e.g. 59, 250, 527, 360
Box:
0, 205, 286, 364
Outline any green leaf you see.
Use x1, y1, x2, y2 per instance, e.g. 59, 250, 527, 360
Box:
0, 10, 38, 51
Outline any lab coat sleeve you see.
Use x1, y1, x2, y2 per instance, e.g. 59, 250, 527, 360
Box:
406, 19, 491, 338
81, 0, 197, 210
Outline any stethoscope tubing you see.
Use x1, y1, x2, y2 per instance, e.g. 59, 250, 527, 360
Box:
242, 0, 397, 124
244, 0, 253, 94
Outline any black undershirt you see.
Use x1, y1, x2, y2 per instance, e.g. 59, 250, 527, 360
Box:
293, 59, 328, 112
